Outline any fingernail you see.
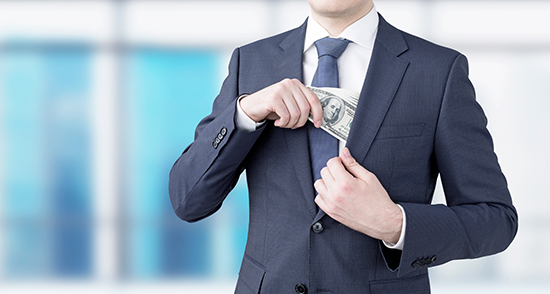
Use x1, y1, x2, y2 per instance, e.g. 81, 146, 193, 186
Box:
315, 121, 322, 128
342, 148, 351, 158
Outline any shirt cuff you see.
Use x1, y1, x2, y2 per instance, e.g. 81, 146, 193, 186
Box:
236, 95, 265, 131
382, 204, 406, 250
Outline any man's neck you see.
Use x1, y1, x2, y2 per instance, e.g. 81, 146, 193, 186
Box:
310, 2, 374, 37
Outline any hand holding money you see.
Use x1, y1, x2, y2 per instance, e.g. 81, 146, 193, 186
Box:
308, 87, 360, 141
239, 79, 323, 129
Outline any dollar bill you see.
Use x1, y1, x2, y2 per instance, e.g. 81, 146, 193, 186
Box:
308, 87, 360, 142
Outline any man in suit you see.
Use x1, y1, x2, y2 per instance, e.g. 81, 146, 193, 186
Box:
169, 0, 518, 293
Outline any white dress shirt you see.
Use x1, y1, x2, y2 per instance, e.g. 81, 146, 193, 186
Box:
236, 5, 406, 250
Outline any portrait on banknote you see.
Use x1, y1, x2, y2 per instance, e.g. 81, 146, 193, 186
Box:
308, 87, 359, 142
320, 95, 345, 127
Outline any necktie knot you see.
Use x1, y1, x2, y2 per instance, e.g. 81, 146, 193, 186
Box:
314, 37, 351, 60
311, 38, 350, 88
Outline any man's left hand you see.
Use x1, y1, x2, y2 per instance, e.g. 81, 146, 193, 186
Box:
314, 147, 403, 244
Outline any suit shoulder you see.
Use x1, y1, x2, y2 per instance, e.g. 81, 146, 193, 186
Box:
238, 24, 303, 54
400, 30, 462, 61
378, 16, 468, 77
377, 15, 462, 66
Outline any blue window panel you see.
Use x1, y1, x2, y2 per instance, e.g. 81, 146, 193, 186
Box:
1, 51, 47, 221
3, 225, 49, 277
1, 50, 50, 277
125, 49, 249, 278
127, 223, 162, 278
43, 48, 92, 277
162, 221, 211, 277
0, 44, 92, 278
125, 49, 219, 278
216, 175, 250, 277
125, 49, 220, 219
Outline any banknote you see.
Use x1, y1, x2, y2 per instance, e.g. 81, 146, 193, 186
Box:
308, 87, 360, 142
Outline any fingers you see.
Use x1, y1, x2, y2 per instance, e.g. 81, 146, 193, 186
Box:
314, 179, 328, 196
314, 194, 328, 212
321, 148, 374, 185
270, 96, 290, 127
320, 165, 335, 183
241, 78, 321, 129
273, 91, 300, 128
340, 147, 374, 181
274, 79, 315, 129
325, 156, 353, 183
301, 85, 322, 128
287, 83, 313, 129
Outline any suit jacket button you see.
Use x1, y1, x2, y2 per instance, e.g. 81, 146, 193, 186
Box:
295, 283, 307, 294
217, 133, 224, 140
312, 222, 324, 234
430, 255, 437, 264
411, 260, 421, 268
220, 127, 227, 136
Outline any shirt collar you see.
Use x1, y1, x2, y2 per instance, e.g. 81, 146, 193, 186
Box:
304, 5, 379, 52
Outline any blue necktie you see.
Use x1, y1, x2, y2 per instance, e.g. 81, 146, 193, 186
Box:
308, 37, 351, 182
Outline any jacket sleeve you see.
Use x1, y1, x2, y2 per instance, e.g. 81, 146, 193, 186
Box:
168, 48, 265, 222
394, 54, 518, 277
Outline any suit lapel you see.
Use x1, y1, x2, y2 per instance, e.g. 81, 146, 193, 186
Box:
275, 20, 319, 217
313, 15, 410, 223
346, 15, 410, 164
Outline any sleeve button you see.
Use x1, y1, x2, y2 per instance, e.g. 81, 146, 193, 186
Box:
295, 283, 307, 294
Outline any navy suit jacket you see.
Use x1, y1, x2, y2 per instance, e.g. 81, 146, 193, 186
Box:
169, 15, 518, 294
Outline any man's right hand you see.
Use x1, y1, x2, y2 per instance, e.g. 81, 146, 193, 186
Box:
240, 78, 323, 129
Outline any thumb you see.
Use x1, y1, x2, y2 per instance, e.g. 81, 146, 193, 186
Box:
340, 147, 371, 180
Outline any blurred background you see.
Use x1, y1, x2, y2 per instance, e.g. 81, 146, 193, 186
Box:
0, 0, 548, 293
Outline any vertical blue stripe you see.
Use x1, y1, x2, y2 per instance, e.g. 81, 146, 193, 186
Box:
0, 45, 92, 278
43, 48, 92, 277
125, 49, 220, 278
1, 50, 50, 277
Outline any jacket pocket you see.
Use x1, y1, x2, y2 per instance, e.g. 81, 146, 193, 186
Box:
234, 254, 266, 294
375, 123, 425, 140
369, 273, 430, 294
